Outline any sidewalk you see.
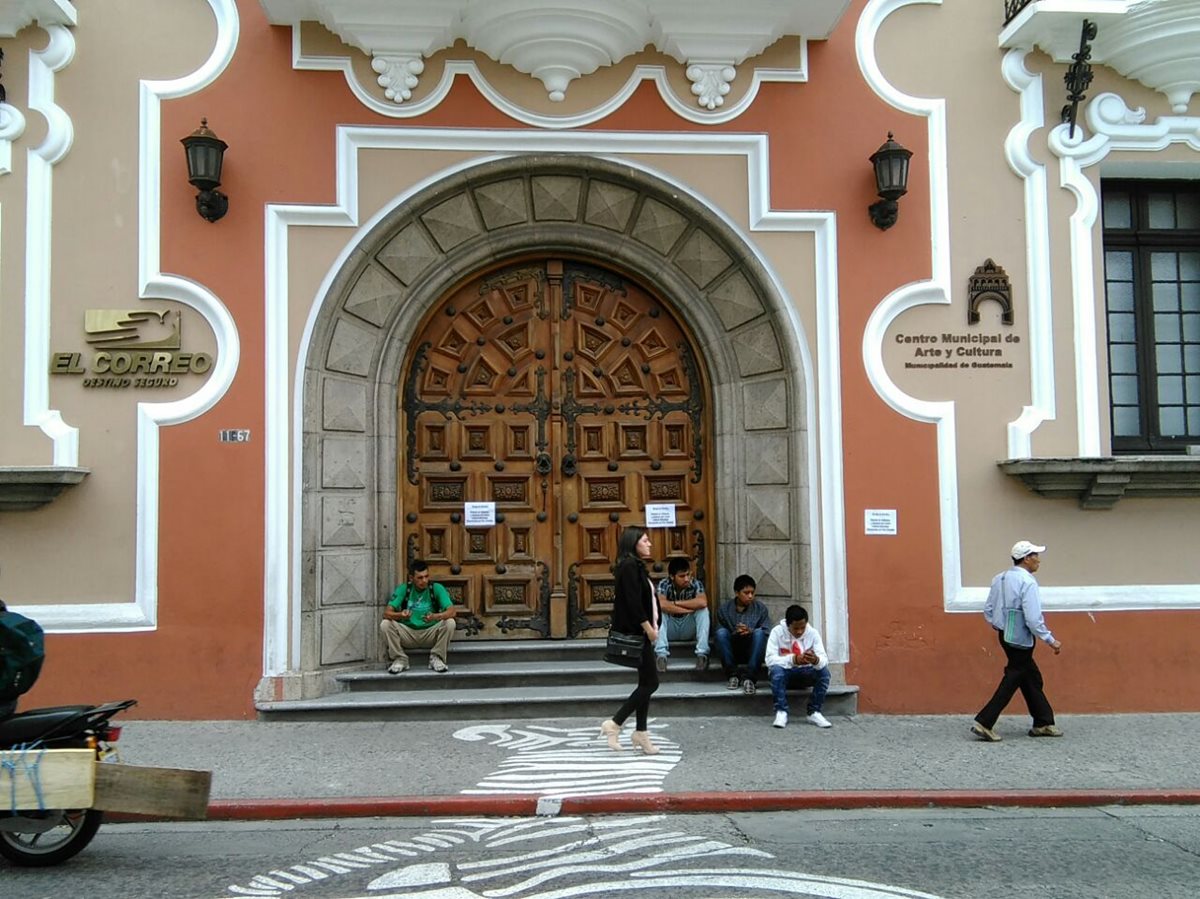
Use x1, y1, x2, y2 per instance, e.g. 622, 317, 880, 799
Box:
113, 712, 1200, 820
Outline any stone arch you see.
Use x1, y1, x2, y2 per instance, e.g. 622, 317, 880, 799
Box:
301, 154, 810, 674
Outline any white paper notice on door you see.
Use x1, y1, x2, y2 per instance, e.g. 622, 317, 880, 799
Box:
644, 503, 677, 528
464, 502, 496, 527
864, 509, 897, 535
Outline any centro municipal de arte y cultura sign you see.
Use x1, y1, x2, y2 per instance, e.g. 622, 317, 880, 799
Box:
48, 308, 213, 388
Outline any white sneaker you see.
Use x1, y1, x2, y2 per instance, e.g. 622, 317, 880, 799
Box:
429, 657, 449, 673
806, 711, 832, 728
773, 711, 788, 728
387, 659, 408, 674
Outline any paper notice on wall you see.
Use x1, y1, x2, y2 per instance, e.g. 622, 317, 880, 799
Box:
464, 502, 496, 527
864, 509, 897, 535
644, 504, 677, 528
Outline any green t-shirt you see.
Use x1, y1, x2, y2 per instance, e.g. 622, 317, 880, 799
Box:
388, 582, 453, 629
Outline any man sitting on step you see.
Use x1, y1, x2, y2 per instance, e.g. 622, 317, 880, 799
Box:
380, 559, 457, 674
765, 604, 832, 729
654, 557, 711, 673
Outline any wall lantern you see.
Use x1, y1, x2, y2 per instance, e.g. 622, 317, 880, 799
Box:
868, 132, 912, 231
180, 118, 228, 223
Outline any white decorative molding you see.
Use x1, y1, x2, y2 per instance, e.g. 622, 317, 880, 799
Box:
22, 24, 77, 467
1001, 48, 1057, 459
265, 129, 846, 675
686, 62, 736, 110
10, 0, 241, 634
0, 0, 75, 38
259, 0, 850, 106
0, 104, 27, 175
1000, 0, 1200, 114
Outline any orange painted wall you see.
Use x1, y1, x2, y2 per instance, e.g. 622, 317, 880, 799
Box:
24, 0, 1199, 718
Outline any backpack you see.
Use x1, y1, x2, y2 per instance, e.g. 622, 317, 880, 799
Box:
0, 610, 45, 702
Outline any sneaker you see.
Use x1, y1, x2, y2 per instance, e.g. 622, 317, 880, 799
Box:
1028, 724, 1064, 737
742, 680, 757, 695
970, 722, 1002, 742
429, 657, 449, 673
695, 655, 710, 672
806, 711, 832, 728
387, 660, 408, 675
773, 710, 788, 728
656, 656, 668, 673
726, 675, 741, 690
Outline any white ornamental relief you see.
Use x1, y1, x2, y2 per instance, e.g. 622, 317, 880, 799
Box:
372, 54, 425, 103
686, 62, 737, 110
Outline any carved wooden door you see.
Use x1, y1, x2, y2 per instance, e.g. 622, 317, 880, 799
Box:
401, 258, 712, 639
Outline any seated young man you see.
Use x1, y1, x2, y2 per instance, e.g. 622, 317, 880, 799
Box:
714, 574, 771, 694
765, 604, 832, 728
654, 558, 711, 672
379, 559, 457, 673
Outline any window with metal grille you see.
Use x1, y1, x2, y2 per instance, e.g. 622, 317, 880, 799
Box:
1102, 181, 1200, 453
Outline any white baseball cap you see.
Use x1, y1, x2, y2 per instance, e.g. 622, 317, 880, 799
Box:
1011, 540, 1046, 560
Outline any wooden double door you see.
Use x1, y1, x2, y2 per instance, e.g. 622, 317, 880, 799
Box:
400, 258, 714, 638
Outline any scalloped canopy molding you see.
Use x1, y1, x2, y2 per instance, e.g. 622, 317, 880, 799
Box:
259, 0, 852, 106
1000, 0, 1200, 114
0, 0, 75, 38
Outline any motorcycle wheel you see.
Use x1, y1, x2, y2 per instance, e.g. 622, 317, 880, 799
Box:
0, 809, 104, 867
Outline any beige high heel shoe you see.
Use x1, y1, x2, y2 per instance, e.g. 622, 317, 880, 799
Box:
600, 719, 623, 751
630, 730, 659, 755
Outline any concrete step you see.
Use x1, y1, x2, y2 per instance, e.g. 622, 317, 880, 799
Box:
337, 658, 723, 692
258, 680, 859, 722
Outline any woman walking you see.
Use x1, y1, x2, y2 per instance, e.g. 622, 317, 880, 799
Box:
600, 525, 661, 754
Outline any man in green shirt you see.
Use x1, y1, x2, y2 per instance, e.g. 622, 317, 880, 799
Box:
380, 559, 457, 673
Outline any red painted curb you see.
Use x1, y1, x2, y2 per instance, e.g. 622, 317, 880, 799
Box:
102, 789, 1200, 823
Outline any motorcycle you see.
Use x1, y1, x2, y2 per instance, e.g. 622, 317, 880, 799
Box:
0, 698, 136, 866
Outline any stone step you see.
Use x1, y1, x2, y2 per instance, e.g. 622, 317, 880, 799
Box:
257, 681, 858, 722
338, 658, 722, 692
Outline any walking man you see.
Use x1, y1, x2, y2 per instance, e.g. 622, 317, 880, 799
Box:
972, 540, 1063, 742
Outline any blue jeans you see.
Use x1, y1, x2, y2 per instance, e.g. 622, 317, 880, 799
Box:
714, 626, 769, 682
654, 608, 710, 658
769, 664, 831, 714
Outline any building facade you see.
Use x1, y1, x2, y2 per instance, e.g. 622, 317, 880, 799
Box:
1, 0, 1197, 718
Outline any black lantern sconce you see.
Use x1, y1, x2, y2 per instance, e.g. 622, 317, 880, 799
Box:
868, 132, 912, 231
180, 118, 228, 223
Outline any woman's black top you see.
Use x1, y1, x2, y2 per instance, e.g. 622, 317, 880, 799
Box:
610, 555, 654, 636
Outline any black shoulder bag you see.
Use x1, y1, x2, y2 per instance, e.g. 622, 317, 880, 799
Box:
604, 629, 644, 668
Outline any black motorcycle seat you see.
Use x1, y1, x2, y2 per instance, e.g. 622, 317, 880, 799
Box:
0, 705, 93, 747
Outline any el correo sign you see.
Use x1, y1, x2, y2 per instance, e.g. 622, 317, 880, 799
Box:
48, 309, 213, 389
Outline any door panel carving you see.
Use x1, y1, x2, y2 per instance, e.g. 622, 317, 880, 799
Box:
401, 258, 713, 638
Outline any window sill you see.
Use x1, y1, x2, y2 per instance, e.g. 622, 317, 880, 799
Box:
0, 466, 89, 511
998, 456, 1200, 510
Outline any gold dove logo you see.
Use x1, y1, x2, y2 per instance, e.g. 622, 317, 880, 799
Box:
84, 309, 181, 349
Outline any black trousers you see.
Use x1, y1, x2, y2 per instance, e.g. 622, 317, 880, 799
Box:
976, 629, 1055, 729
612, 637, 659, 731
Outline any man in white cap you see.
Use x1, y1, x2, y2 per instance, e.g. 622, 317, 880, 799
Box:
971, 540, 1063, 742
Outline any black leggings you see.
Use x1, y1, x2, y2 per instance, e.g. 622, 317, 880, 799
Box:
612, 638, 659, 731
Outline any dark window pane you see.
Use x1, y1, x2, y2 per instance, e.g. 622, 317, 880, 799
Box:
1160, 406, 1185, 435
1148, 193, 1176, 229
1185, 315, 1200, 342
1158, 344, 1183, 374
1187, 375, 1200, 401
1189, 407, 1200, 436
1102, 190, 1132, 228
1108, 312, 1136, 341
1106, 280, 1135, 311
1111, 374, 1139, 404
1113, 406, 1141, 436
1151, 252, 1178, 280
1159, 375, 1184, 404
1110, 344, 1138, 374
1186, 345, 1200, 373
1155, 313, 1181, 342
1104, 250, 1133, 281
1179, 194, 1200, 229
1153, 281, 1180, 312
1184, 283, 1200, 313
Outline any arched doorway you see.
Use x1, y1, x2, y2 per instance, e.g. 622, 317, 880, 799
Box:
401, 257, 715, 638
298, 154, 813, 676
